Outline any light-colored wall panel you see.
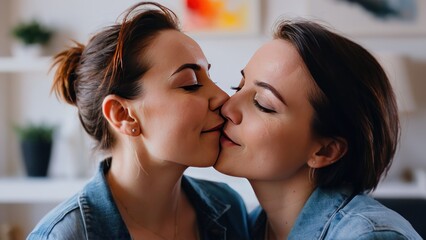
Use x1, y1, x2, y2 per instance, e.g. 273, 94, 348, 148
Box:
0, 0, 425, 238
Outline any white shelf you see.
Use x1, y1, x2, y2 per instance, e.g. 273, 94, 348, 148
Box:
0, 169, 425, 205
0, 56, 52, 73
0, 178, 89, 204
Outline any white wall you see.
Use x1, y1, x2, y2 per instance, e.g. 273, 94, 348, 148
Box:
0, 77, 9, 176
4, 0, 424, 179
1, 0, 426, 238
0, 0, 11, 176
0, 0, 11, 55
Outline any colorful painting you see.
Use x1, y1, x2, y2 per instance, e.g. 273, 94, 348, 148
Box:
308, 0, 426, 36
182, 0, 260, 36
340, 0, 417, 21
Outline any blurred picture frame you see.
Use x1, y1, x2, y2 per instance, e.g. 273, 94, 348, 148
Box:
307, 0, 426, 37
180, 0, 261, 37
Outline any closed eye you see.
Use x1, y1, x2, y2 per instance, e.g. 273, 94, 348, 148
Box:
181, 84, 203, 92
253, 99, 276, 113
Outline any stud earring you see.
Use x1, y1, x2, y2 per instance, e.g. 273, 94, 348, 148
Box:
131, 128, 136, 133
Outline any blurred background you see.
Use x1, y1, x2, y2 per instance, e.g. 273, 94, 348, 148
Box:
0, 0, 425, 239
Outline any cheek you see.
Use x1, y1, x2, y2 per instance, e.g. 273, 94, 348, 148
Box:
217, 119, 282, 177
141, 95, 209, 160
248, 122, 314, 179
246, 126, 294, 173
144, 95, 205, 131
217, 117, 313, 180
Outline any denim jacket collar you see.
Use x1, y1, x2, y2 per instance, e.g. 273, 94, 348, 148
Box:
250, 206, 267, 240
288, 187, 354, 239
78, 159, 130, 239
183, 176, 231, 239
78, 160, 232, 239
251, 187, 354, 240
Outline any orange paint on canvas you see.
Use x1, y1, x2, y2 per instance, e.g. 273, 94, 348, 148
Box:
184, 0, 251, 32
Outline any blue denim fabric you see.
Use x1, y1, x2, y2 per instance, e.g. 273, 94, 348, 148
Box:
28, 160, 250, 240
250, 187, 422, 240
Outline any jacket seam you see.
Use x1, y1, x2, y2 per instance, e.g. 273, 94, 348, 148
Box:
358, 229, 409, 239
34, 199, 80, 238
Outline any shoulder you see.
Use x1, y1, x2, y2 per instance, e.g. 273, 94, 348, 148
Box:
27, 195, 86, 240
327, 194, 421, 239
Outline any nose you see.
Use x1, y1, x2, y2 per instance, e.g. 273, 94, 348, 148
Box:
221, 92, 242, 125
209, 84, 229, 112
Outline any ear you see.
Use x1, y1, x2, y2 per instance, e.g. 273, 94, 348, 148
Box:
102, 95, 140, 136
308, 137, 348, 168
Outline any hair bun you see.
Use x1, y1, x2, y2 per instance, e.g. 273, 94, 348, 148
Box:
51, 41, 85, 105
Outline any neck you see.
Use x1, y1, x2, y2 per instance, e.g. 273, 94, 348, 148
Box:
249, 167, 315, 239
107, 148, 188, 238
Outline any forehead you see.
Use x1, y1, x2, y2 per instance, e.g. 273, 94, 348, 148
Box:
147, 30, 207, 68
247, 39, 305, 78
246, 39, 315, 106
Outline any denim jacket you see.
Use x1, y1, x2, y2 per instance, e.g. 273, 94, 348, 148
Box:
250, 187, 421, 240
28, 160, 250, 240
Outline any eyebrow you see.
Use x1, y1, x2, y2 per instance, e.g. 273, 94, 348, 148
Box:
255, 80, 287, 105
171, 63, 211, 77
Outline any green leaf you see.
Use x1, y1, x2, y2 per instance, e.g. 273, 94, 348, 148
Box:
11, 20, 53, 45
14, 123, 55, 142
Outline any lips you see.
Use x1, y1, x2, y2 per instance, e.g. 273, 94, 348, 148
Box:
221, 131, 240, 146
202, 122, 224, 133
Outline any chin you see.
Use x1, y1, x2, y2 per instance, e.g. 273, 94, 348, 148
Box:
214, 156, 251, 178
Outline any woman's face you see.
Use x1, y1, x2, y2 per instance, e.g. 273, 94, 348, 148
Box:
133, 30, 228, 167
215, 39, 321, 180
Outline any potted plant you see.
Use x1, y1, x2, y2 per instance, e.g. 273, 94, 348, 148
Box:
14, 123, 55, 177
11, 20, 53, 57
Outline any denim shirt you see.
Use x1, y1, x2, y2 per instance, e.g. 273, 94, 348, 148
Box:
28, 160, 250, 240
250, 187, 421, 240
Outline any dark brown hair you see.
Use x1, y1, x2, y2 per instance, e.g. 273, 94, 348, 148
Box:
51, 2, 180, 151
274, 20, 400, 193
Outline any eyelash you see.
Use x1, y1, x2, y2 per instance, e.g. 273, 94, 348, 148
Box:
181, 84, 203, 92
253, 99, 275, 113
231, 86, 241, 92
231, 86, 276, 113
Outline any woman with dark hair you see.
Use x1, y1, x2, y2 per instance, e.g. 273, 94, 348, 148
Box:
215, 19, 421, 239
28, 2, 249, 240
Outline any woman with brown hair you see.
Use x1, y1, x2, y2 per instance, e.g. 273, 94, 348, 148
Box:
28, 2, 249, 239
215, 19, 421, 239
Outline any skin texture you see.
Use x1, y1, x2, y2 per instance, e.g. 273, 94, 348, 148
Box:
215, 39, 345, 239
105, 30, 229, 170
130, 29, 227, 168
216, 39, 321, 181
102, 30, 229, 239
